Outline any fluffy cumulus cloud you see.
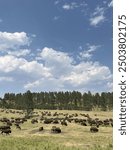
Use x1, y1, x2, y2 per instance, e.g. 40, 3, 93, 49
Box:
0, 55, 25, 73
24, 47, 112, 92
0, 55, 51, 77
0, 32, 30, 51
0, 31, 112, 93
63, 62, 112, 88
19, 60, 51, 78
39, 47, 74, 67
90, 6, 105, 26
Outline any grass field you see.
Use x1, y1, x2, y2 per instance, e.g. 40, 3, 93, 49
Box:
0, 109, 113, 150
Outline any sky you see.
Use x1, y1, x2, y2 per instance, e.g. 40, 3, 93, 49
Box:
0, 0, 113, 97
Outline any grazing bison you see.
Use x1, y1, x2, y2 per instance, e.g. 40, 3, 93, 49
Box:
81, 122, 87, 126
1, 129, 11, 135
0, 125, 11, 130
90, 126, 99, 133
39, 127, 44, 131
88, 119, 97, 126
103, 119, 110, 126
51, 126, 61, 133
31, 119, 38, 124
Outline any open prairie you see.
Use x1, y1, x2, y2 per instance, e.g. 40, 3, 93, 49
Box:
0, 109, 112, 150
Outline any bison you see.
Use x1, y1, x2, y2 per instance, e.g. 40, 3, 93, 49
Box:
51, 126, 61, 133
39, 127, 44, 131
90, 126, 99, 133
0, 125, 11, 130
31, 119, 38, 124
1, 129, 11, 135
81, 122, 87, 126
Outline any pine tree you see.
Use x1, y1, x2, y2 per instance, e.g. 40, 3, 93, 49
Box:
24, 90, 34, 118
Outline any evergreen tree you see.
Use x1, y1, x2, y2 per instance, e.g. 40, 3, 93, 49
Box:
83, 91, 93, 111
100, 92, 107, 111
23, 90, 34, 118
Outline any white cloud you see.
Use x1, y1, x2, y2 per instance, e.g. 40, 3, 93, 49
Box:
19, 60, 51, 78
90, 15, 105, 26
63, 62, 112, 86
0, 32, 31, 51
24, 60, 112, 92
108, 1, 113, 7
62, 2, 87, 11
0, 55, 51, 78
7, 49, 31, 57
24, 80, 40, 89
40, 47, 74, 65
90, 6, 105, 26
62, 4, 72, 10
39, 47, 74, 77
24, 77, 65, 91
24, 47, 112, 92
92, 6, 105, 16
0, 44, 112, 93
0, 55, 25, 73
79, 45, 100, 60
62, 2, 78, 10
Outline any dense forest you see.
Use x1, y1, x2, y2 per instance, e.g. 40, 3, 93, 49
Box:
0, 90, 113, 111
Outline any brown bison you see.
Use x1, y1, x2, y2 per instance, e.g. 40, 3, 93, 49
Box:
51, 126, 61, 133
1, 129, 11, 135
90, 126, 99, 133
39, 127, 44, 131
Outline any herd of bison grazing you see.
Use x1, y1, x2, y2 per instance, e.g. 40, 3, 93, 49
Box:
0, 109, 113, 150
0, 109, 112, 135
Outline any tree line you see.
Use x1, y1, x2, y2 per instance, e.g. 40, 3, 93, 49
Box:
0, 90, 113, 111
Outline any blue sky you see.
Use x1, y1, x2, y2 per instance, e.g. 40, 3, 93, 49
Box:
0, 0, 113, 96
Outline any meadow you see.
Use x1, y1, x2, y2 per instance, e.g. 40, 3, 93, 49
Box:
0, 109, 113, 150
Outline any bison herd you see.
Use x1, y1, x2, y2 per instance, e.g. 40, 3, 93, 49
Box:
0, 109, 113, 135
